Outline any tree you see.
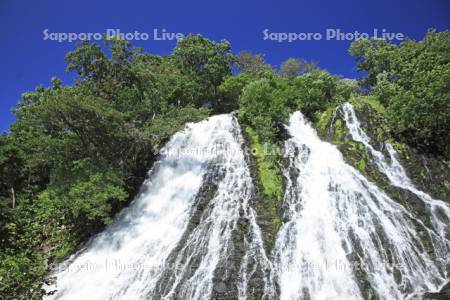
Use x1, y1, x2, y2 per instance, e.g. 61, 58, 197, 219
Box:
235, 51, 273, 76
279, 58, 317, 79
291, 70, 337, 120
335, 78, 360, 102
66, 40, 143, 107
216, 73, 254, 113
172, 34, 234, 104
238, 78, 289, 141
349, 30, 450, 156
348, 38, 396, 90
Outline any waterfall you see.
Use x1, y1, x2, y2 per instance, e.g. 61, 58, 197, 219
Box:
44, 106, 449, 300
152, 115, 274, 300
340, 103, 450, 269
273, 111, 448, 299
45, 114, 269, 300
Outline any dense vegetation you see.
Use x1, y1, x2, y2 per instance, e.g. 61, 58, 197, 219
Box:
0, 30, 449, 298
0, 36, 227, 298
349, 30, 450, 156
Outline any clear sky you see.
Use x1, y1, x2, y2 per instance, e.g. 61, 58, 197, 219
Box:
1, 0, 449, 133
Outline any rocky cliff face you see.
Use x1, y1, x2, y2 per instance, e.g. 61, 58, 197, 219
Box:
45, 106, 449, 300
200, 101, 450, 299
311, 101, 450, 298
315, 100, 450, 205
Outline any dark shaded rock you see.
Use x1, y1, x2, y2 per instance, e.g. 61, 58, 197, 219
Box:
351, 103, 450, 203
424, 281, 450, 299
240, 126, 284, 255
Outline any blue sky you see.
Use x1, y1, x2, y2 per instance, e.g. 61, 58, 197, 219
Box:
1, 0, 449, 133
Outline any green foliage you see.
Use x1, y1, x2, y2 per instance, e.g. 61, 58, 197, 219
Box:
291, 70, 337, 120
279, 57, 317, 79
172, 34, 234, 105
45, 158, 127, 229
245, 127, 284, 200
0, 251, 47, 299
0, 135, 23, 196
314, 106, 335, 138
349, 95, 386, 115
216, 73, 254, 113
0, 37, 212, 298
235, 51, 274, 76
349, 30, 450, 156
348, 38, 396, 89
66, 40, 141, 102
335, 78, 360, 102
238, 77, 291, 141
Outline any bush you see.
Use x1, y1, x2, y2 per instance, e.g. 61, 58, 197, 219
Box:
238, 78, 290, 141
291, 70, 337, 120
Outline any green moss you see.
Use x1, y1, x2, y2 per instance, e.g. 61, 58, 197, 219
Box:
332, 119, 346, 144
389, 140, 408, 158
244, 126, 284, 252
314, 106, 334, 136
245, 126, 284, 201
356, 158, 367, 171
350, 95, 386, 115
375, 127, 385, 142
444, 180, 450, 191
271, 214, 282, 230
444, 160, 450, 169
349, 142, 369, 171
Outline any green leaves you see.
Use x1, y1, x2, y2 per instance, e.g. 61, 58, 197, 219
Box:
350, 30, 450, 156
1, 36, 217, 297
235, 51, 273, 76
238, 78, 289, 142
291, 70, 337, 120
216, 73, 253, 113
64, 170, 127, 226
279, 58, 317, 79
173, 35, 234, 105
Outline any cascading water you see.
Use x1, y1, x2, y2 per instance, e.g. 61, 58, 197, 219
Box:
340, 103, 450, 269
44, 105, 449, 300
152, 115, 274, 300
273, 111, 448, 299
45, 114, 269, 300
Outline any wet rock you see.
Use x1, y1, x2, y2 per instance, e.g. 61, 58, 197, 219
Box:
424, 281, 450, 299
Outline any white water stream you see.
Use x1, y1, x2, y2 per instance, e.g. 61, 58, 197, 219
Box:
273, 110, 448, 300
45, 114, 265, 300
45, 107, 449, 300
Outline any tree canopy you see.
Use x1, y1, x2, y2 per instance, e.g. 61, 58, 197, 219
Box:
349, 30, 450, 156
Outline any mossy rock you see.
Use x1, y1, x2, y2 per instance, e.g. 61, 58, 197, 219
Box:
389, 141, 450, 203
315, 100, 450, 203
349, 95, 386, 116
313, 101, 444, 263
424, 281, 450, 299
314, 103, 392, 190
242, 126, 284, 254
245, 127, 284, 201
350, 100, 450, 203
